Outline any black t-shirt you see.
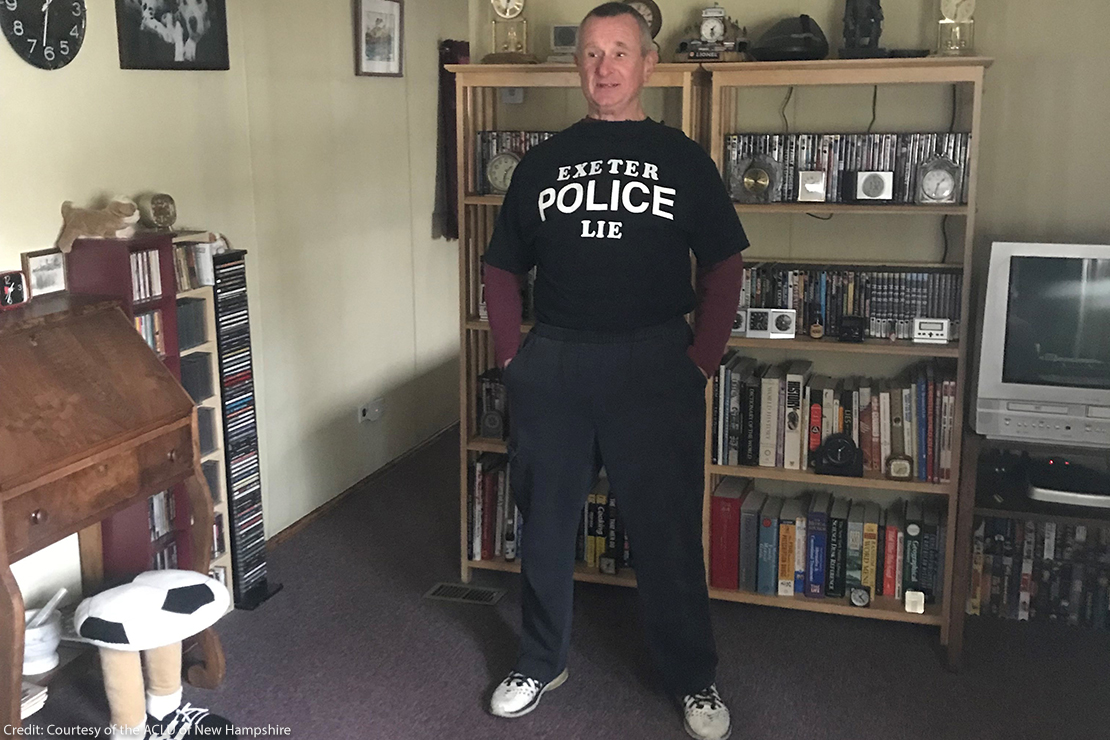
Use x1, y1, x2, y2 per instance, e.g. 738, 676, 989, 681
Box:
483, 117, 749, 332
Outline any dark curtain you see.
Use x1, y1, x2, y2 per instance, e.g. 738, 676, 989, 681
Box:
434, 40, 470, 241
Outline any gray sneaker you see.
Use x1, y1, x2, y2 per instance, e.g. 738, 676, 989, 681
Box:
488, 668, 568, 718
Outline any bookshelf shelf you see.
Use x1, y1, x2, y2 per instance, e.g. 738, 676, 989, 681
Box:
181, 340, 217, 356
709, 464, 955, 495
470, 558, 639, 588
973, 506, 1110, 530
734, 202, 968, 216
726, 335, 960, 357
453, 58, 989, 666
468, 436, 507, 454
709, 588, 943, 625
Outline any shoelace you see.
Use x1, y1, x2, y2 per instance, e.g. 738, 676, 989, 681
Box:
155, 703, 211, 740
504, 671, 543, 691
685, 685, 722, 711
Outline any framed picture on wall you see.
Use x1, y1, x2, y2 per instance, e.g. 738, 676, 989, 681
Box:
115, 0, 230, 70
355, 0, 403, 77
21, 249, 67, 297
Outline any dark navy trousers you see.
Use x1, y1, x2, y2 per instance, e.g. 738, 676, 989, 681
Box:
502, 316, 717, 697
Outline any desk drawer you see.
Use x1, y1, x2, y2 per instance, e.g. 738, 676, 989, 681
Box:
136, 424, 193, 490
4, 452, 140, 559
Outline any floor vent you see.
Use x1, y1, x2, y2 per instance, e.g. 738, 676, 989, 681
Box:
424, 582, 505, 606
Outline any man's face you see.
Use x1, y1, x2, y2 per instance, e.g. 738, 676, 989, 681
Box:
576, 14, 657, 120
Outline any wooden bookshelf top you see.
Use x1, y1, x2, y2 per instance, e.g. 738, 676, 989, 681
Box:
705, 56, 993, 86
447, 58, 992, 88
446, 62, 703, 89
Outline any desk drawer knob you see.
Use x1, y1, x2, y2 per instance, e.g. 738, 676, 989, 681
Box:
30, 509, 48, 525
167, 449, 178, 462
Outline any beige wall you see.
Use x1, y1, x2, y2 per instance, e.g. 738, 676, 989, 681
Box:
3, 0, 467, 606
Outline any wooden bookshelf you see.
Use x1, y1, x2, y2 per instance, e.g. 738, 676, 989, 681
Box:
451, 58, 991, 669
177, 283, 235, 610
66, 235, 194, 582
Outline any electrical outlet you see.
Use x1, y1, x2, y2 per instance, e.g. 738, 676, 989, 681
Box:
358, 398, 386, 424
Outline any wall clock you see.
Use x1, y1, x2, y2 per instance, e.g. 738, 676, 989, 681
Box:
623, 0, 661, 39
490, 0, 523, 20
1, 0, 86, 70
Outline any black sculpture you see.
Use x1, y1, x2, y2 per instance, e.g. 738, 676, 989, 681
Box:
841, 0, 886, 57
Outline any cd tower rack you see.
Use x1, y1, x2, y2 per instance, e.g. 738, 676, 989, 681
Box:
213, 249, 282, 609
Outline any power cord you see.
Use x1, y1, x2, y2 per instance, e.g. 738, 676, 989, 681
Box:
780, 86, 794, 134
867, 85, 878, 133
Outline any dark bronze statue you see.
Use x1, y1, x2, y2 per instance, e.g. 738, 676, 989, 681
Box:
842, 0, 884, 55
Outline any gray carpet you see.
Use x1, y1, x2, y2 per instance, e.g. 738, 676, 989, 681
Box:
29, 428, 1110, 739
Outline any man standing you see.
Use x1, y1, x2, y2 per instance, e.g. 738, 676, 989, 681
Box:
482, 4, 747, 739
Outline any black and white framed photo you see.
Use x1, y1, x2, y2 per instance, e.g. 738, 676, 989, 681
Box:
355, 0, 403, 77
21, 249, 66, 297
115, 0, 229, 70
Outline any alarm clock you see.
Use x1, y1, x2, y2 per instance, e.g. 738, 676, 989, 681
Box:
480, 410, 505, 439
732, 309, 747, 336
487, 152, 521, 194
913, 317, 951, 344
744, 308, 795, 339
849, 586, 871, 607
815, 433, 864, 477
1, 270, 29, 310
730, 155, 782, 204
848, 170, 894, 201
916, 156, 961, 204
838, 315, 865, 343
885, 454, 914, 481
797, 170, 827, 202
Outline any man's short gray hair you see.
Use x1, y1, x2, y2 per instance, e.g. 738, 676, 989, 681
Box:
576, 2, 654, 57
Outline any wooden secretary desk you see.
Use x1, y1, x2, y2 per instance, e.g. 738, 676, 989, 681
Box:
0, 294, 225, 727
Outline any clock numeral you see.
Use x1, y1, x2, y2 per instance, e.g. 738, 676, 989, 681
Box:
4, 0, 16, 11
25, 37, 35, 54
43, 45, 54, 61
12, 19, 23, 35
59, 40, 69, 55
71, 0, 80, 16
69, 24, 79, 38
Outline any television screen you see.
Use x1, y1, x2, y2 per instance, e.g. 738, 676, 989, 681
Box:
1003, 256, 1110, 390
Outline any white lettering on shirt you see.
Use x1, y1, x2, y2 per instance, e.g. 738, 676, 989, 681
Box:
621, 181, 650, 213
557, 183, 584, 213
589, 160, 603, 175
642, 162, 659, 181
585, 180, 608, 212
557, 166, 571, 181
652, 186, 676, 220
538, 188, 557, 221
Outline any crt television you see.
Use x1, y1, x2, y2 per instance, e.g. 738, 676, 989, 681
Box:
974, 241, 1110, 448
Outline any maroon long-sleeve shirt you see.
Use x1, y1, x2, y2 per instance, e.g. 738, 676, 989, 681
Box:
486, 252, 744, 376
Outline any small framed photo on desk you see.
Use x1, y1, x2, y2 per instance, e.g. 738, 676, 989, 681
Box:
21, 249, 67, 297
